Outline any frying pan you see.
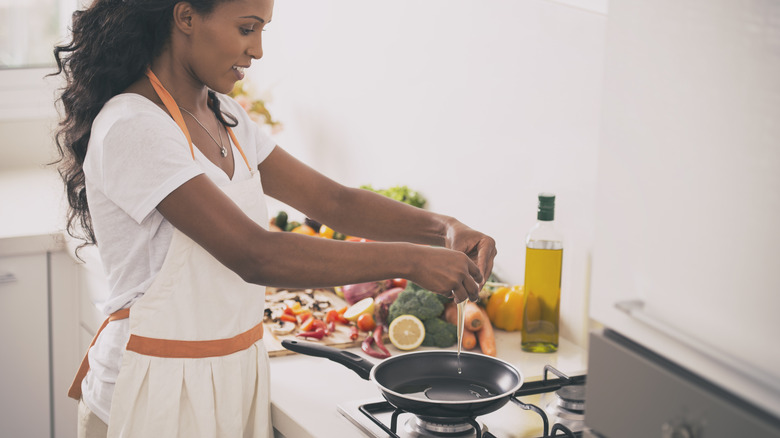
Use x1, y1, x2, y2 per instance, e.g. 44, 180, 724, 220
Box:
281, 339, 524, 420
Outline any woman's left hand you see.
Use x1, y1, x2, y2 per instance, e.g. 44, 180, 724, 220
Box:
444, 220, 497, 295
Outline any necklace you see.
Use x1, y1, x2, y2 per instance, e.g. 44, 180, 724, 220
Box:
178, 106, 228, 157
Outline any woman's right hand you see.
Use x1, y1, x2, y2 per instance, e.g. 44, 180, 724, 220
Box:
408, 245, 483, 303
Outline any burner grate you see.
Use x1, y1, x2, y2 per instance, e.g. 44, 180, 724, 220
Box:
354, 365, 587, 438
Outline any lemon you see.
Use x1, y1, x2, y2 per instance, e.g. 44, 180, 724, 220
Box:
343, 297, 375, 322
388, 315, 426, 350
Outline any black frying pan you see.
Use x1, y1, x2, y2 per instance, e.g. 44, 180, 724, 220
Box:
281, 340, 524, 419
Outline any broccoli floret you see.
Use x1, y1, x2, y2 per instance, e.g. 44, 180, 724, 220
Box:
388, 288, 444, 323
420, 318, 458, 348
407, 282, 451, 306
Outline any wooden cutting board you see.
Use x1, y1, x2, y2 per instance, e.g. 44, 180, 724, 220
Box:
262, 287, 364, 357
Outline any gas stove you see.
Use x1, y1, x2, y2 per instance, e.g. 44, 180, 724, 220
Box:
338, 365, 589, 438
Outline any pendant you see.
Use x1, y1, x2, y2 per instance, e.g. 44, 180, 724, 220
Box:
220, 147, 228, 157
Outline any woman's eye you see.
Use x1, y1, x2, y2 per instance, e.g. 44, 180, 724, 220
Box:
240, 27, 255, 36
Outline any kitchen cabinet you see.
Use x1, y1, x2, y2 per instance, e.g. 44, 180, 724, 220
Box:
0, 245, 80, 438
0, 168, 103, 438
0, 252, 51, 437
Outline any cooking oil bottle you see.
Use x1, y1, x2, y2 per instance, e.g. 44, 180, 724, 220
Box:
521, 193, 563, 353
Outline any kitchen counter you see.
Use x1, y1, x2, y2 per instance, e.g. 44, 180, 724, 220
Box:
269, 332, 588, 438
0, 167, 68, 255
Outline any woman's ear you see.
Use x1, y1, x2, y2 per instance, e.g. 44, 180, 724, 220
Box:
172, 2, 195, 35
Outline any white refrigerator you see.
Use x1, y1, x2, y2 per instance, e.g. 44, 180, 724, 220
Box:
586, 0, 780, 436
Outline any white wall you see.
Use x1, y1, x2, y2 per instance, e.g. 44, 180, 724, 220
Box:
0, 67, 61, 170
252, 0, 607, 346
0, 0, 607, 347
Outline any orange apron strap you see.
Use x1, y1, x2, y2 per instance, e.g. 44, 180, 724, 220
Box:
145, 68, 252, 171
226, 127, 251, 172
145, 69, 194, 160
68, 308, 131, 400
126, 322, 264, 358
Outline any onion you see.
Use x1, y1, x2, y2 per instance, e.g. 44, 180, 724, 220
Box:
342, 280, 391, 305
373, 287, 404, 327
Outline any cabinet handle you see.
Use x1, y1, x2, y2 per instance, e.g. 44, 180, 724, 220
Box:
0, 271, 18, 285
615, 299, 780, 393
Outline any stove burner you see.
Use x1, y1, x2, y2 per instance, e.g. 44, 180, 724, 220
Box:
555, 384, 586, 412
403, 416, 487, 437
546, 384, 586, 433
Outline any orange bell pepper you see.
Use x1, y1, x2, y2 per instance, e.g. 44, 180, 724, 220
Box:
485, 285, 525, 331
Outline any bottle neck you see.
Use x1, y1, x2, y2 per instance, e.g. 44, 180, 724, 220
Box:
526, 220, 563, 249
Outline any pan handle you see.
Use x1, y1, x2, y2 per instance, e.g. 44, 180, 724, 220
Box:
281, 340, 374, 380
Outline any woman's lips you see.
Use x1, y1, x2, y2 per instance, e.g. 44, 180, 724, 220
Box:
233, 66, 246, 81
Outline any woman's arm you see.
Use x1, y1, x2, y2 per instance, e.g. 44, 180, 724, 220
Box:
259, 147, 496, 290
259, 147, 450, 245
155, 151, 487, 301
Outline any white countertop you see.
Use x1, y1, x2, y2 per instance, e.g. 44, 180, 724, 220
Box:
269, 332, 588, 438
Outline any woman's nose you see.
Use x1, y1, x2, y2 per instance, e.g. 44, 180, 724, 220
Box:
247, 36, 263, 60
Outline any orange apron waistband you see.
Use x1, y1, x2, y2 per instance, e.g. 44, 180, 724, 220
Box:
68, 309, 264, 400
125, 322, 264, 358
68, 308, 130, 400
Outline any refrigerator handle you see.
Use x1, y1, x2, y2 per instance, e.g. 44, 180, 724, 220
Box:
0, 271, 18, 285
615, 299, 780, 393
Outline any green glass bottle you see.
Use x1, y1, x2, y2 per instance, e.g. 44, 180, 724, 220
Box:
521, 193, 563, 353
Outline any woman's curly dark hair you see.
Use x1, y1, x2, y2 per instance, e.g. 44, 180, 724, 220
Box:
52, 0, 237, 248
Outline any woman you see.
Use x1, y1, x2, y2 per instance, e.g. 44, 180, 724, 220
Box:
53, 0, 496, 437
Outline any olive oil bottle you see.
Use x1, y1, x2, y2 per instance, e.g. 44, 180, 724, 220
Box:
521, 193, 563, 353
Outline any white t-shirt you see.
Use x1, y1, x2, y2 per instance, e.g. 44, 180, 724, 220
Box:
81, 92, 276, 423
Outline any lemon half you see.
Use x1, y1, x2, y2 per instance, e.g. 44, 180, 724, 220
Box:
388, 314, 426, 350
343, 297, 375, 322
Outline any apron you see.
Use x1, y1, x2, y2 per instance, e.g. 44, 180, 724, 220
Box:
69, 69, 272, 438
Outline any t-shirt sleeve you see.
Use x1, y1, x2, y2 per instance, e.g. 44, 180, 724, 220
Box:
96, 107, 204, 224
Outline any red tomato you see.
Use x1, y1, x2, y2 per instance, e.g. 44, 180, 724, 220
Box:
299, 316, 316, 332
325, 309, 339, 324
279, 314, 297, 323
390, 278, 408, 289
357, 314, 376, 332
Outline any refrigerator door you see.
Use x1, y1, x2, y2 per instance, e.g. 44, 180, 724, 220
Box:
590, 0, 780, 419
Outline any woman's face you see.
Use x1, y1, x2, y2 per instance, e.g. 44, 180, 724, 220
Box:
188, 0, 274, 94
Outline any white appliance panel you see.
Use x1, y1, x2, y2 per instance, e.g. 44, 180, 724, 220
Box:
590, 0, 780, 418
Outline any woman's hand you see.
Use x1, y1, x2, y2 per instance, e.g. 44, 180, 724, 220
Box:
408, 246, 483, 303
443, 219, 497, 293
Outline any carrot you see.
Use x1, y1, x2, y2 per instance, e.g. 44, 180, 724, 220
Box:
475, 306, 497, 357
463, 301, 484, 332
443, 303, 477, 350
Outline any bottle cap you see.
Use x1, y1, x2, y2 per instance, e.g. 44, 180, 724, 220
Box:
537, 193, 555, 221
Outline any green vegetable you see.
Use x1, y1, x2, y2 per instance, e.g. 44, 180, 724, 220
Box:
388, 287, 444, 324
406, 281, 452, 305
275, 211, 288, 231
360, 184, 427, 209
285, 220, 301, 232
420, 317, 458, 348
388, 284, 458, 348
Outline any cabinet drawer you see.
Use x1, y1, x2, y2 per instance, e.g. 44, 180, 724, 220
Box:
0, 253, 52, 437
